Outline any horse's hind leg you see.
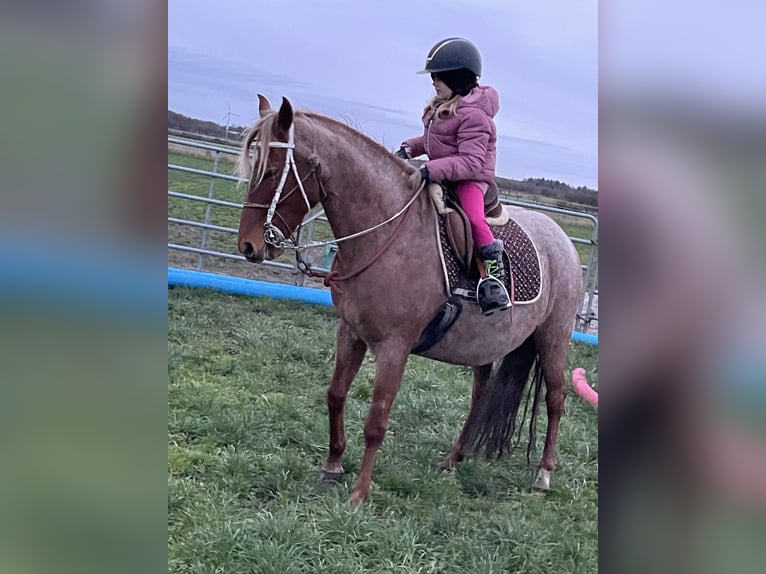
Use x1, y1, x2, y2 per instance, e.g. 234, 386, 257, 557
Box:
439, 363, 492, 470
532, 326, 571, 491
320, 320, 367, 484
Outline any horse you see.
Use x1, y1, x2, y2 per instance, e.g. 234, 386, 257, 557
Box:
235, 95, 583, 505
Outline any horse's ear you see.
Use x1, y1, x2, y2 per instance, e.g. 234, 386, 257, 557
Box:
257, 94, 272, 117
277, 97, 293, 132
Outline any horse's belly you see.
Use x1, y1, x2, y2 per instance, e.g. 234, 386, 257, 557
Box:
416, 308, 536, 365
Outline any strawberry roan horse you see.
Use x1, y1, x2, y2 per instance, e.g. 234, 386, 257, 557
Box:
236, 96, 583, 505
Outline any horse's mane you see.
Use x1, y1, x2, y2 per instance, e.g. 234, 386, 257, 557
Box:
303, 112, 399, 161
235, 109, 409, 185
234, 112, 278, 185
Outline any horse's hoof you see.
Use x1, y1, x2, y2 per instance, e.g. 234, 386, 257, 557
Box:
319, 468, 344, 485
348, 481, 372, 506
532, 468, 552, 492
348, 489, 369, 507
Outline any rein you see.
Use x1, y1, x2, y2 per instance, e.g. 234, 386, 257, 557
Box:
310, 197, 417, 290
241, 122, 427, 286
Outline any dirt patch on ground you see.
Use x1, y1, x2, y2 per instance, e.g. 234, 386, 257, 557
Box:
168, 143, 240, 164
168, 143, 217, 160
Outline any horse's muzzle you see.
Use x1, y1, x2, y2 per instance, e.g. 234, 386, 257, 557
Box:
239, 241, 283, 263
239, 241, 263, 263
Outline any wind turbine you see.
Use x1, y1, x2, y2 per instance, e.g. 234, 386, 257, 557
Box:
222, 103, 240, 140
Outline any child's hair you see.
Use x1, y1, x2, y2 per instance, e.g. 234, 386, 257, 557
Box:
424, 93, 462, 121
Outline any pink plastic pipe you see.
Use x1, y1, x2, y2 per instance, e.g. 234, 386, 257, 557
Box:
572, 367, 598, 408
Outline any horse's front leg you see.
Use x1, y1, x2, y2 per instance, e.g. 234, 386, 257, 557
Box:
439, 363, 492, 469
320, 320, 367, 484
349, 341, 410, 505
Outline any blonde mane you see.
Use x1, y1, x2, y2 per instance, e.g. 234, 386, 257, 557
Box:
302, 112, 403, 160
234, 112, 278, 186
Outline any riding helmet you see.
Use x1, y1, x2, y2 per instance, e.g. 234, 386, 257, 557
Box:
417, 37, 482, 77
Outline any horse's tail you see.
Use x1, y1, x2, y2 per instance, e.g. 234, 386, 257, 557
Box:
462, 334, 545, 462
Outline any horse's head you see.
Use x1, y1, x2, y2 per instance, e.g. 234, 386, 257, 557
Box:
236, 95, 326, 263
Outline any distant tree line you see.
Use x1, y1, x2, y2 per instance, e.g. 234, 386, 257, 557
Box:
168, 110, 247, 141
168, 109, 597, 209
496, 176, 597, 208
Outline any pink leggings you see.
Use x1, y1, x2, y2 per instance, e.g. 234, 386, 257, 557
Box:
455, 181, 494, 247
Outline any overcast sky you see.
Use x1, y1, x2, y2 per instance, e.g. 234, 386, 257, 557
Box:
169, 0, 598, 189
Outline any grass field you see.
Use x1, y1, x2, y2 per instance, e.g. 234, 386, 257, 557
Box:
168, 288, 598, 573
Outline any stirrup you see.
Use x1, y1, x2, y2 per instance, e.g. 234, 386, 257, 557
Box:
476, 276, 512, 316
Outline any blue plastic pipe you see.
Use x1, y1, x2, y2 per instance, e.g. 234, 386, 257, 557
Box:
570, 330, 598, 346
168, 267, 598, 346
168, 267, 333, 306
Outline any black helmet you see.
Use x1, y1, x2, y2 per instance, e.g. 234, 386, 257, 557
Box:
417, 37, 482, 77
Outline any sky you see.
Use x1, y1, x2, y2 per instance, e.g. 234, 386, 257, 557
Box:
168, 0, 598, 189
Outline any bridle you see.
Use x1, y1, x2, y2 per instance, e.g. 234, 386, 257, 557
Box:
241, 121, 426, 280
241, 124, 320, 248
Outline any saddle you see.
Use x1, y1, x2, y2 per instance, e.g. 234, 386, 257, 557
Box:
431, 181, 539, 295
432, 181, 506, 271
411, 181, 542, 354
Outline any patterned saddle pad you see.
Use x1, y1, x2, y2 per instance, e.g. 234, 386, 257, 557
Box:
438, 209, 542, 305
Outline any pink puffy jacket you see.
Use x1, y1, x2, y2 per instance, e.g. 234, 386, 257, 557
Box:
402, 85, 499, 186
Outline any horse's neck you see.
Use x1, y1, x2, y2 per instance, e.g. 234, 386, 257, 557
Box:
314, 120, 417, 240
310, 117, 441, 297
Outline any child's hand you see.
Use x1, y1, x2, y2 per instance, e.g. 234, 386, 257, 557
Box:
394, 146, 411, 159
408, 166, 430, 190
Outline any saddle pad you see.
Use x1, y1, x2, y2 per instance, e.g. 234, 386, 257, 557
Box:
439, 212, 542, 304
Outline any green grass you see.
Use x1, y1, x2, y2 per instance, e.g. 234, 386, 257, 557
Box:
168, 288, 598, 573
